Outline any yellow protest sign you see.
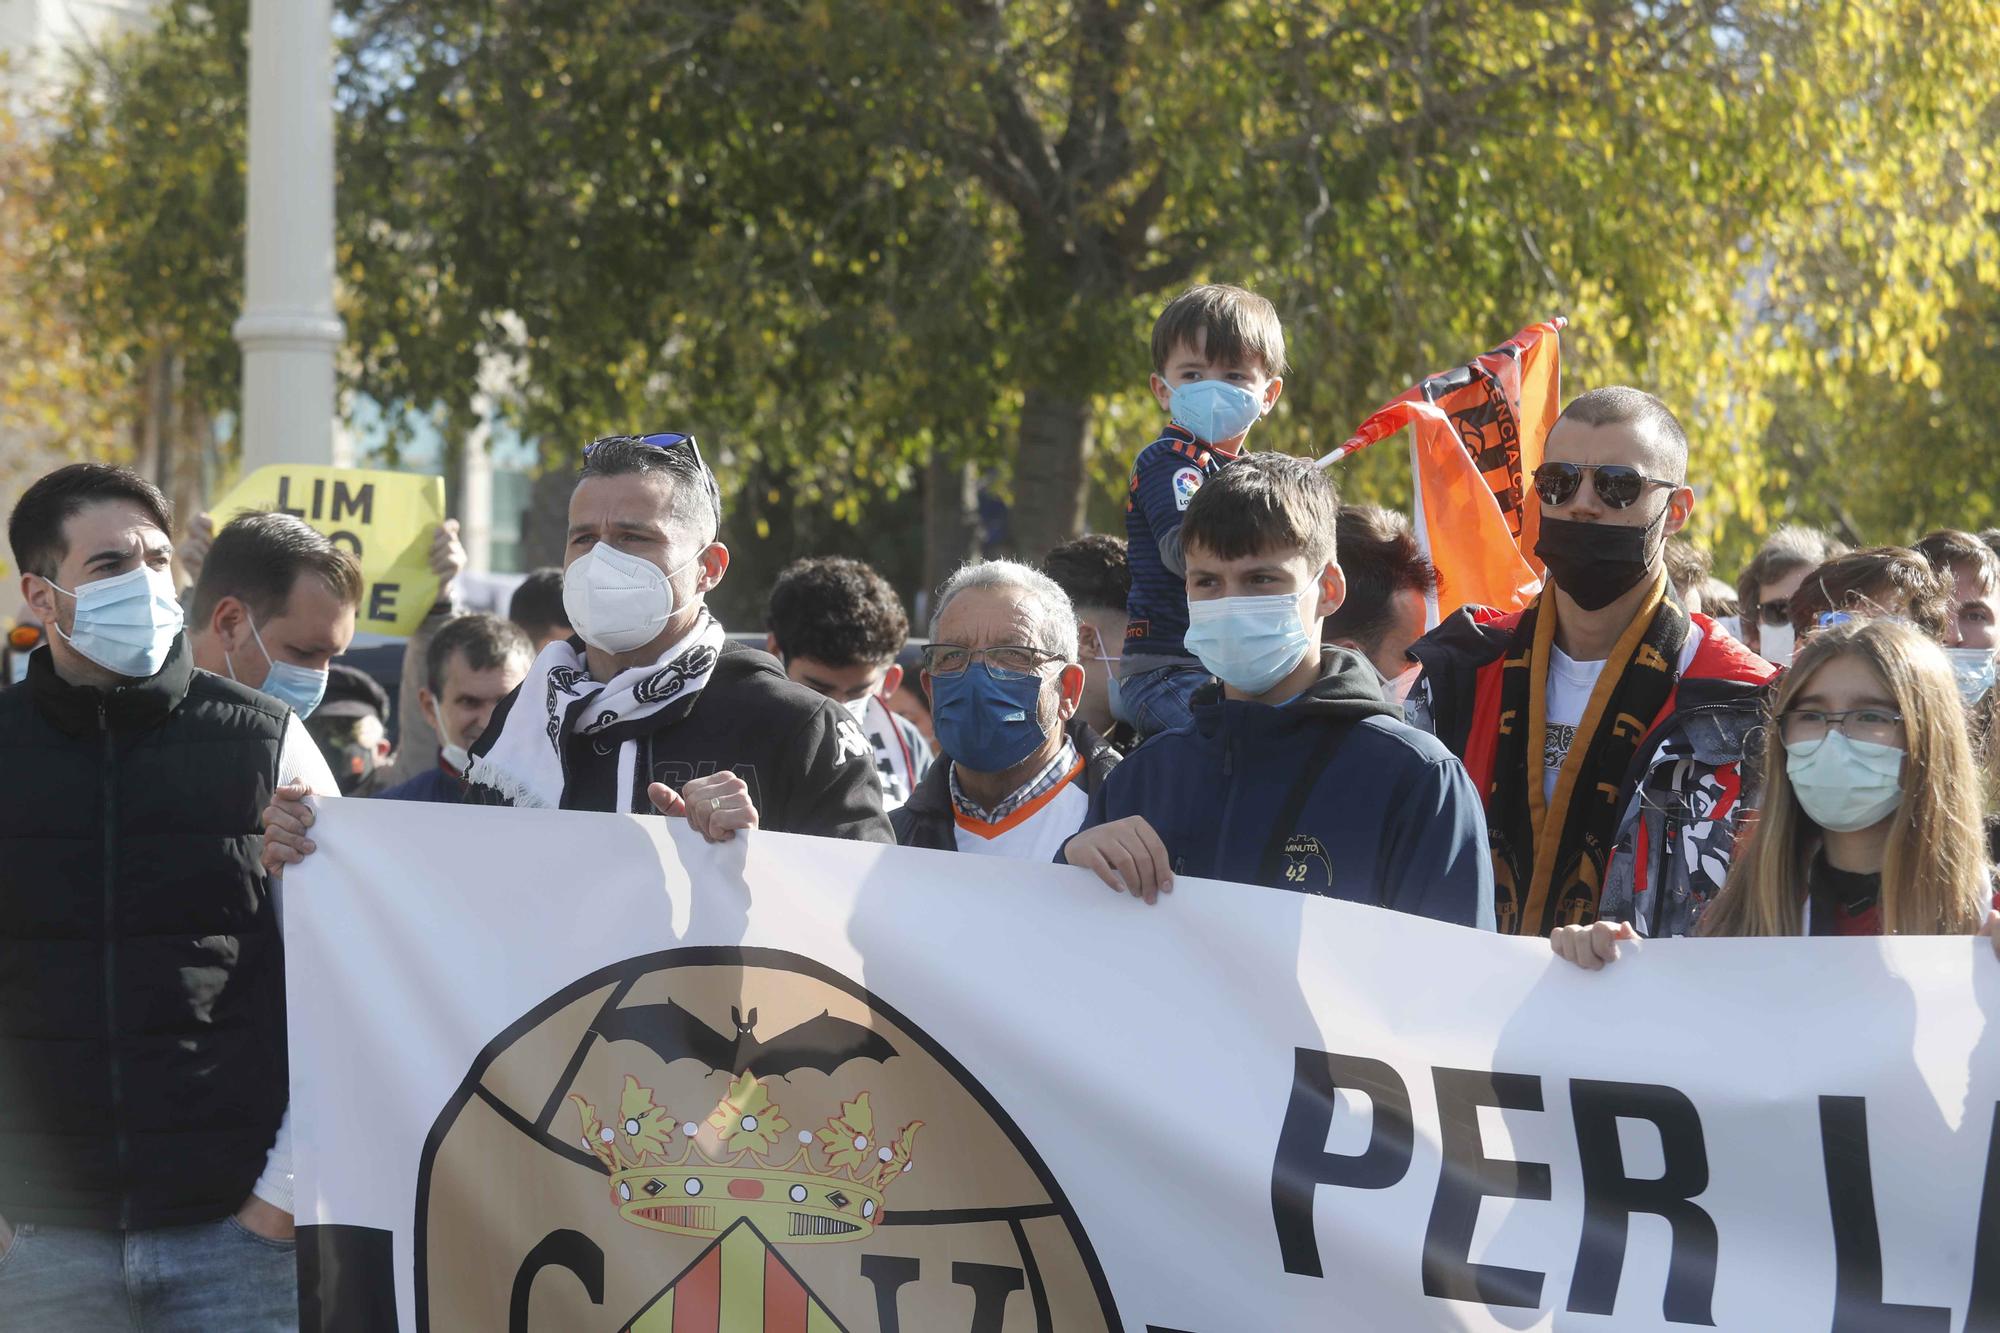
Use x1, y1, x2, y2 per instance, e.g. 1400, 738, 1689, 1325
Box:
210, 465, 444, 636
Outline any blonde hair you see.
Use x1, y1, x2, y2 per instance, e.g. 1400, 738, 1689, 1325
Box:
1978, 690, 2000, 820
1699, 618, 1990, 937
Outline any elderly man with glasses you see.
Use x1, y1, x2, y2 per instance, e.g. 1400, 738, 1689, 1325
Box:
891, 559, 1121, 860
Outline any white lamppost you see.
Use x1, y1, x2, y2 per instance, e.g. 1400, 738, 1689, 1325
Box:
232, 0, 342, 469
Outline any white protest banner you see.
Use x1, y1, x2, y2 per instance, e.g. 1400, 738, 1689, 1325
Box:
211, 465, 443, 635
286, 801, 2000, 1332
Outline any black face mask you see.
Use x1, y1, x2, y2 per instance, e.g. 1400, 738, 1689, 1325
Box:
1534, 508, 1667, 612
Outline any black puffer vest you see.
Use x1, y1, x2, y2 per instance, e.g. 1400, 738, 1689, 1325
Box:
0, 636, 290, 1229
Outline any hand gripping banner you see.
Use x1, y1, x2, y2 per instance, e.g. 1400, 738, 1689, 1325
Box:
1320, 318, 1565, 622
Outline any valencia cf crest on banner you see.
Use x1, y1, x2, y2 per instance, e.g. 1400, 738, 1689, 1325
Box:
417, 951, 1115, 1331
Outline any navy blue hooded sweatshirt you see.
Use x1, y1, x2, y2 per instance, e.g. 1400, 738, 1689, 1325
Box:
1069, 647, 1493, 927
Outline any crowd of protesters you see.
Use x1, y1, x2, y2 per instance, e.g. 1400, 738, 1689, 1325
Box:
4, 281, 2000, 1328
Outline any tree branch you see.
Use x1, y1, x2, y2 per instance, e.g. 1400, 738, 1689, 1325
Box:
1111, 162, 1170, 257
1129, 248, 1201, 296
1053, 0, 1134, 189
987, 82, 1064, 223
947, 0, 1065, 233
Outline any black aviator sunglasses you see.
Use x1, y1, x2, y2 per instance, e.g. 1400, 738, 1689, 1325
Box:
1532, 461, 1676, 511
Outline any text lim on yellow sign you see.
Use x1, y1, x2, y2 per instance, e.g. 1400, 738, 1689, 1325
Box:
210, 465, 444, 637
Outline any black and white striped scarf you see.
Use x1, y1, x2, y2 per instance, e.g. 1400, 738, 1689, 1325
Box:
467, 614, 726, 810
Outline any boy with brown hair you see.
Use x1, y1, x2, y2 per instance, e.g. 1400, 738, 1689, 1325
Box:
1065, 454, 1492, 925
1118, 283, 1287, 738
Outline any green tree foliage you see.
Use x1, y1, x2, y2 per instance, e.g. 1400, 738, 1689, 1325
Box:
12, 0, 1998, 590
336, 0, 2000, 575
8, 0, 249, 522
1244, 0, 2000, 573
1763, 248, 2000, 547
0, 99, 119, 472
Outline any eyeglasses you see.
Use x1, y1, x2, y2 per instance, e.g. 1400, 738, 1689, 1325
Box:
1780, 707, 1906, 746
583, 431, 704, 471
1757, 598, 1791, 627
919, 642, 1066, 680
1532, 462, 1677, 510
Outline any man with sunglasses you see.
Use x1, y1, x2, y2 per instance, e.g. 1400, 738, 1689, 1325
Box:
262, 433, 892, 864
1733, 525, 1847, 666
1407, 387, 1777, 940
890, 559, 1121, 859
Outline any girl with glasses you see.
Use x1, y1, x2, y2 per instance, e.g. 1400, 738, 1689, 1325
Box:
1555, 617, 2000, 966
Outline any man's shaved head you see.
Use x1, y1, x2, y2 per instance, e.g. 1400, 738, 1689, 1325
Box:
1555, 386, 1688, 485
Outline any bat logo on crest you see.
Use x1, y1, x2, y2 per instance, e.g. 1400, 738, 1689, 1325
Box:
594, 1000, 897, 1078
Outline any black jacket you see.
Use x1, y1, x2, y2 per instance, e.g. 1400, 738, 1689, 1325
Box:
469, 639, 893, 842
892, 718, 1121, 851
0, 637, 291, 1229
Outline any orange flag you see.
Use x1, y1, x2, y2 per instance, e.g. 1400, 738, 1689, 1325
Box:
1319, 318, 1564, 621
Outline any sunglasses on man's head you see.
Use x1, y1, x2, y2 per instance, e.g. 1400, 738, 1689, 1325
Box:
582, 431, 704, 472
1532, 461, 1676, 511
1757, 597, 1791, 627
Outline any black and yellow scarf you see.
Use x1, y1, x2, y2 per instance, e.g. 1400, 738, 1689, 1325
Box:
1488, 574, 1688, 936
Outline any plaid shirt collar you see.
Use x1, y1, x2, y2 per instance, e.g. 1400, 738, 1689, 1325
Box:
949, 736, 1079, 824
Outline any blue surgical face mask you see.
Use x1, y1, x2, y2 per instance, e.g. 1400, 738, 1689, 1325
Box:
1168, 378, 1264, 445
1105, 670, 1131, 726
49, 563, 184, 679
1184, 592, 1313, 696
227, 617, 329, 719
1785, 731, 1905, 833
1085, 634, 1128, 727
1943, 647, 1996, 707
931, 662, 1048, 774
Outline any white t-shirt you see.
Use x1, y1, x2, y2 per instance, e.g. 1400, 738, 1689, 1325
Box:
951, 770, 1090, 863
279, 711, 340, 794
1542, 626, 1706, 803
1542, 647, 1607, 803
254, 712, 340, 1215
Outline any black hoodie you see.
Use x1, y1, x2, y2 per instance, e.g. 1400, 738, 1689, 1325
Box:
1067, 648, 1493, 925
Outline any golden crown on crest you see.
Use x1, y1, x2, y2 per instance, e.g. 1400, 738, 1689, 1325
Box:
570, 1073, 922, 1243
